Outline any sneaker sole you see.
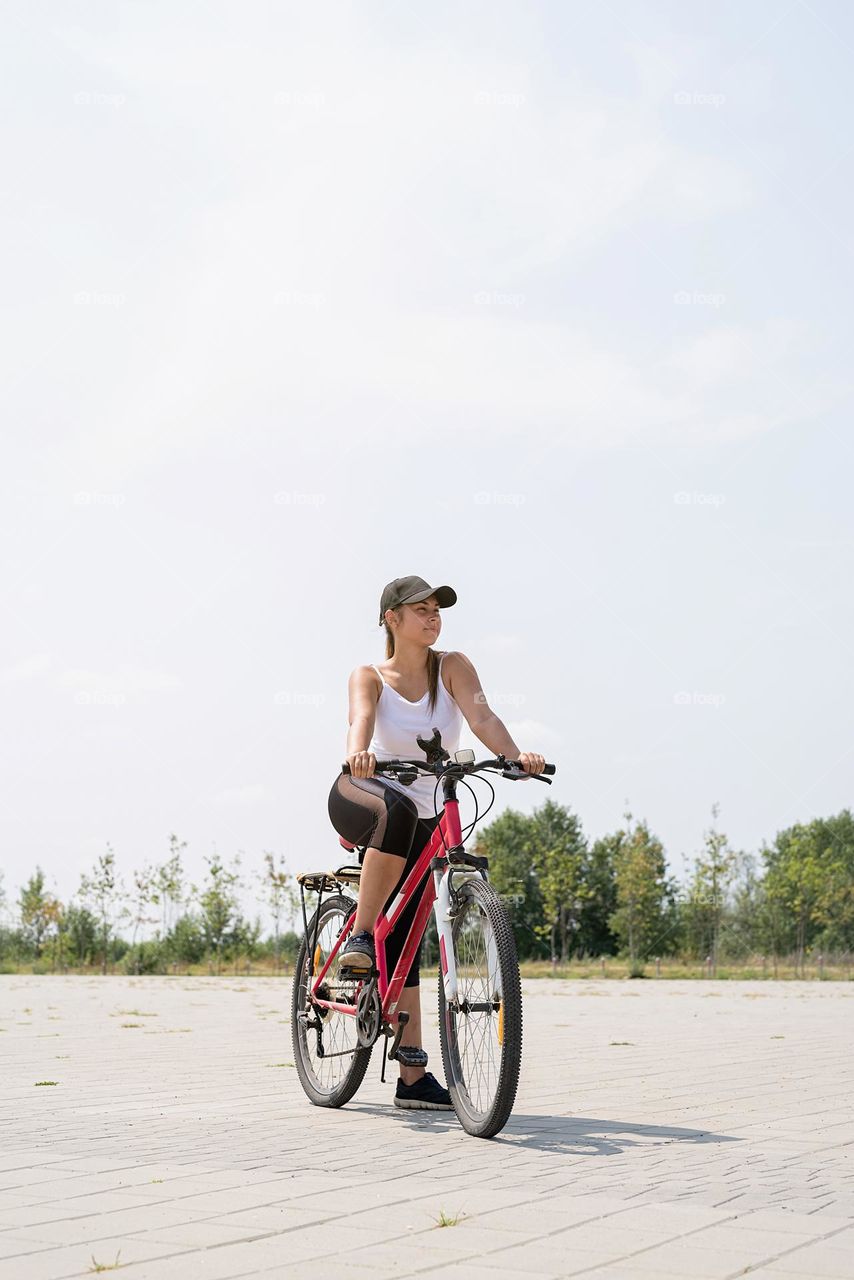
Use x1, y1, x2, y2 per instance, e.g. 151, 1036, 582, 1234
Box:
394, 1097, 453, 1110
337, 956, 374, 972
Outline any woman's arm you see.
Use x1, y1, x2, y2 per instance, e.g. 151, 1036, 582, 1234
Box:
445, 652, 545, 773
345, 666, 380, 762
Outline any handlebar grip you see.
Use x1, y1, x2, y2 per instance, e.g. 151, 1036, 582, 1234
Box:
543, 763, 556, 775
341, 762, 350, 774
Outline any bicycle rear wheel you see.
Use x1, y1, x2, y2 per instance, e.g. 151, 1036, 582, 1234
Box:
291, 893, 372, 1107
438, 875, 522, 1138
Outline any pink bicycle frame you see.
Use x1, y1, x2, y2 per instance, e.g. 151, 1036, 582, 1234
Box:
309, 793, 464, 1024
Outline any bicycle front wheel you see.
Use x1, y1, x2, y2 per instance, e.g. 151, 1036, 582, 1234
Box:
291, 893, 372, 1107
438, 875, 522, 1138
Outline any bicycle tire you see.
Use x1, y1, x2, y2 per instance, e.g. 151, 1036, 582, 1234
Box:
438, 875, 522, 1138
291, 893, 373, 1108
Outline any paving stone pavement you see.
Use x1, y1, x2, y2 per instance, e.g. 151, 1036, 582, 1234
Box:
1, 975, 853, 1279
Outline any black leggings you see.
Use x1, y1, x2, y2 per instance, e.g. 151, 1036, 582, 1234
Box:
328, 773, 440, 988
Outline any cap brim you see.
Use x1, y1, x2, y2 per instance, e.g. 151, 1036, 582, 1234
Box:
402, 584, 457, 609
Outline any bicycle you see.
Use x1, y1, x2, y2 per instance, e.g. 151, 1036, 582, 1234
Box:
292, 727, 556, 1138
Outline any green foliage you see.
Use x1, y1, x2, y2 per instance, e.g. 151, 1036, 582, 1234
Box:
683, 803, 739, 972
257, 850, 299, 973
64, 903, 99, 967
153, 835, 187, 940
4, 806, 854, 974
165, 912, 206, 967
608, 810, 678, 963
578, 834, 619, 956
19, 867, 63, 958
78, 845, 127, 975
197, 853, 242, 973
529, 801, 589, 963
760, 814, 854, 972
474, 809, 547, 960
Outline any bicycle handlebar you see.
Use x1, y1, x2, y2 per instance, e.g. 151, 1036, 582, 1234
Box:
340, 755, 556, 783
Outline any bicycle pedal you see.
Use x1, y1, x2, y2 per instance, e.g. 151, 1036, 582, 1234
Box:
394, 1046, 428, 1067
338, 963, 378, 980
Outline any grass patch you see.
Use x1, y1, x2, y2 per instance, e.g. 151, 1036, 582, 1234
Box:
34, 1080, 58, 1086
120, 1023, 141, 1028
266, 1062, 295, 1068
433, 1209, 466, 1228
88, 1251, 123, 1272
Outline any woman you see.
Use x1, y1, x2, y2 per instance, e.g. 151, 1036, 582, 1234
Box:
327, 575, 546, 1110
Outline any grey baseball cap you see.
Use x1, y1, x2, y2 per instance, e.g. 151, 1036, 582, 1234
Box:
378, 576, 457, 625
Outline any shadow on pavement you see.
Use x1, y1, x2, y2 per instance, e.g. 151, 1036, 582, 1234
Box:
350, 1105, 737, 1155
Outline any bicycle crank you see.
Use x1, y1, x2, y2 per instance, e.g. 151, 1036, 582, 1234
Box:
356, 978, 382, 1048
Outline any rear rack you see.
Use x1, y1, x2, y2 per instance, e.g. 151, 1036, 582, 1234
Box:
296, 865, 363, 894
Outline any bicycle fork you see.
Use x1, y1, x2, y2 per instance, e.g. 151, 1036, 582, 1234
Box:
432, 865, 502, 1007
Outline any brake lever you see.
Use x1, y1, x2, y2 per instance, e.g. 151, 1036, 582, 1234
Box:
505, 768, 552, 785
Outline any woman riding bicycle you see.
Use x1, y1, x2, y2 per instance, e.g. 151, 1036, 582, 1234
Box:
327, 574, 546, 1111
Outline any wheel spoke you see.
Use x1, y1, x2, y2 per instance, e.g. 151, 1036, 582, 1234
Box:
450, 894, 503, 1116
295, 905, 363, 1095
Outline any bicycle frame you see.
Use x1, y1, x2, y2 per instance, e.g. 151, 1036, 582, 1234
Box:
308, 790, 499, 1023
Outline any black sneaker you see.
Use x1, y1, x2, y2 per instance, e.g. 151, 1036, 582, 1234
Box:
338, 929, 375, 972
394, 1071, 453, 1111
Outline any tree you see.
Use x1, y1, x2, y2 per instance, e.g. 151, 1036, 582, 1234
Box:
578, 834, 619, 957
78, 844, 127, 974
153, 834, 187, 942
474, 810, 544, 960
127, 863, 159, 974
684, 803, 739, 974
257, 851, 299, 974
63, 903, 98, 967
528, 802, 589, 963
19, 868, 62, 959
168, 913, 205, 968
229, 914, 263, 973
808, 809, 854, 951
763, 822, 836, 975
608, 810, 676, 967
197, 853, 241, 974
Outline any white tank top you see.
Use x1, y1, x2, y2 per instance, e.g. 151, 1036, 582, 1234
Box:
367, 652, 463, 819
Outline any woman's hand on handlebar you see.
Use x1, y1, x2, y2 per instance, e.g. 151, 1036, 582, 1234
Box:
517, 751, 546, 775
346, 750, 376, 778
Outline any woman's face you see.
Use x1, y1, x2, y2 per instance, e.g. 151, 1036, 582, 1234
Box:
398, 596, 441, 644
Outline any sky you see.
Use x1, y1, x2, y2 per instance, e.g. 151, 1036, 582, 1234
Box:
1, 0, 852, 927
